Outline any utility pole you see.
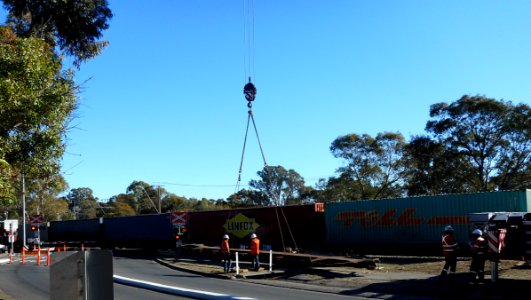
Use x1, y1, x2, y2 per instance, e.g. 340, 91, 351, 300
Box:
157, 186, 161, 215
140, 186, 160, 214
22, 173, 26, 248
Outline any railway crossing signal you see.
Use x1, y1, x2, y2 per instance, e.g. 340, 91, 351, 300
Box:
173, 226, 187, 240
29, 214, 46, 225
170, 211, 188, 226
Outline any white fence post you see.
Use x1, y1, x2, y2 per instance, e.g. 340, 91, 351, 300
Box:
235, 252, 240, 275
269, 250, 272, 272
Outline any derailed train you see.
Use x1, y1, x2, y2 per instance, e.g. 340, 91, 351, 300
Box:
42, 189, 531, 259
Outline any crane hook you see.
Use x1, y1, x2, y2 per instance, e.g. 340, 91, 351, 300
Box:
243, 77, 257, 103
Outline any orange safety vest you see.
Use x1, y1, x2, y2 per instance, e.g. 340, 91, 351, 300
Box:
250, 238, 260, 255
220, 239, 230, 254
442, 234, 458, 256
471, 237, 487, 255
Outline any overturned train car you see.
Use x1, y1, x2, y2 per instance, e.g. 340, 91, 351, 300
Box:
47, 214, 174, 249
325, 189, 531, 256
185, 203, 326, 252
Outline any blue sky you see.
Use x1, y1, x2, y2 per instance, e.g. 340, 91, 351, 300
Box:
12, 1, 531, 201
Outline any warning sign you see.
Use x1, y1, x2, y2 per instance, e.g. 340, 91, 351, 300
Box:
29, 214, 46, 225
171, 212, 188, 226
223, 213, 260, 239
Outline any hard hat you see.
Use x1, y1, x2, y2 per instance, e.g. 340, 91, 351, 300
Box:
223, 234, 229, 239
472, 229, 482, 236
250, 233, 257, 239
444, 225, 454, 232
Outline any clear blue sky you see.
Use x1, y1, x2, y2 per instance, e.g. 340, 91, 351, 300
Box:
26, 1, 531, 200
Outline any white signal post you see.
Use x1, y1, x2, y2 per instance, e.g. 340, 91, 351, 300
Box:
3, 220, 18, 261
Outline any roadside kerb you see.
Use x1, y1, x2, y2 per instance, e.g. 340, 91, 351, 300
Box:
113, 275, 256, 300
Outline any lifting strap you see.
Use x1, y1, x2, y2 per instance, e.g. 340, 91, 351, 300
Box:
235, 103, 267, 193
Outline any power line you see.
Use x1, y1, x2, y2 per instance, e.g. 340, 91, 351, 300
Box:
155, 181, 249, 188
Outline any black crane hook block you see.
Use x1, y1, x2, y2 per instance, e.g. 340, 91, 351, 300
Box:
244, 80, 257, 103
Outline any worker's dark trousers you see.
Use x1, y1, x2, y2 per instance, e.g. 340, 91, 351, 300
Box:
470, 255, 486, 281
251, 254, 260, 271
441, 254, 457, 275
222, 252, 232, 273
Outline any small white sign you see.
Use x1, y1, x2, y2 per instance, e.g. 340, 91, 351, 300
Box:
4, 219, 18, 232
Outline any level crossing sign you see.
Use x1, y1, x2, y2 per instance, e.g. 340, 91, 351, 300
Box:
29, 214, 46, 225
171, 212, 188, 226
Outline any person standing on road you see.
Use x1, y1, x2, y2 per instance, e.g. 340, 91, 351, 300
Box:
249, 233, 260, 271
469, 229, 487, 283
220, 234, 232, 273
440, 225, 458, 277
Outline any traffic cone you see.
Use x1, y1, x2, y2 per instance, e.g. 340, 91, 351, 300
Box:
46, 248, 51, 266
37, 246, 41, 266
21, 247, 25, 265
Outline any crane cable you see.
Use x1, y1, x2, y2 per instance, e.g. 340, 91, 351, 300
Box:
236, 0, 299, 253
243, 0, 255, 84
236, 0, 264, 193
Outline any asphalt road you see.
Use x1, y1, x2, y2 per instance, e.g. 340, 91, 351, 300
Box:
113, 255, 362, 300
0, 260, 190, 300
0, 253, 365, 300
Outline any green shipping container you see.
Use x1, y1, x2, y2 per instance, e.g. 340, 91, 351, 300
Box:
325, 190, 530, 254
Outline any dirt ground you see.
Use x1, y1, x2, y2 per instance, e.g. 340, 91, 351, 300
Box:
163, 253, 531, 281
370, 256, 531, 280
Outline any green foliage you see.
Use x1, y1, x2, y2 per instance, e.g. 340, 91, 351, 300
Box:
404, 135, 472, 196
42, 198, 72, 221
66, 187, 96, 206
0, 26, 76, 202
249, 165, 308, 206
191, 198, 218, 211
227, 189, 269, 207
328, 132, 407, 200
126, 181, 161, 214
77, 199, 98, 219
0, 158, 16, 208
65, 187, 99, 219
3, 0, 113, 67
426, 95, 530, 192
162, 194, 195, 212
319, 96, 530, 200
108, 201, 135, 217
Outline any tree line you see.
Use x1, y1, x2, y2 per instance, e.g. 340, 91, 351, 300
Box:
0, 2, 529, 221
49, 96, 531, 220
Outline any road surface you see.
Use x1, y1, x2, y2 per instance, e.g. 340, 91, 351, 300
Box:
0, 253, 365, 300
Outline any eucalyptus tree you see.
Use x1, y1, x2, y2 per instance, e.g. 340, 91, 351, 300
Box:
3, 0, 113, 67
426, 96, 530, 192
491, 102, 531, 190
162, 194, 194, 212
108, 201, 136, 217
41, 197, 72, 221
227, 189, 269, 207
65, 187, 100, 219
329, 132, 407, 200
0, 158, 15, 214
249, 165, 307, 206
404, 135, 474, 196
126, 181, 158, 215
0, 27, 76, 208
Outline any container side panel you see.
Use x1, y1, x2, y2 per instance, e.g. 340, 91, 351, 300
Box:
326, 190, 530, 251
